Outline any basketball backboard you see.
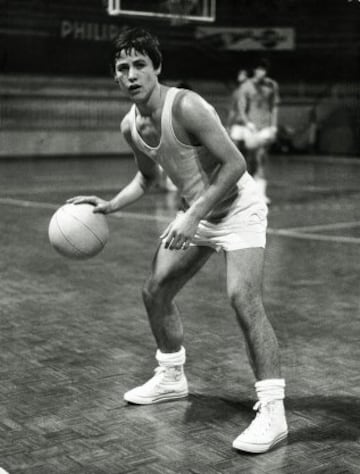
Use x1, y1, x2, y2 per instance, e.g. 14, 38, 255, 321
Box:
107, 0, 216, 23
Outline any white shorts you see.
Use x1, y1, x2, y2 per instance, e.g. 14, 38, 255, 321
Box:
191, 173, 268, 252
230, 125, 277, 150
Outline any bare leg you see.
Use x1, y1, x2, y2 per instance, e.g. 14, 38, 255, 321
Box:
124, 244, 214, 405
143, 244, 214, 353
226, 247, 280, 380
254, 147, 266, 179
227, 248, 287, 453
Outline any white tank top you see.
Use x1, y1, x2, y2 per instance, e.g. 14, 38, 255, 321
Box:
128, 87, 252, 220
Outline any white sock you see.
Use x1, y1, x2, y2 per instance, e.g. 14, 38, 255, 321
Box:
156, 346, 186, 368
155, 347, 186, 382
255, 378, 285, 407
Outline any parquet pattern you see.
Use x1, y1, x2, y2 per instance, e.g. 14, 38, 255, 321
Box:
0, 155, 359, 473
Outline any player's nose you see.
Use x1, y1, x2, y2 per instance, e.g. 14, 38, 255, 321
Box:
128, 67, 137, 81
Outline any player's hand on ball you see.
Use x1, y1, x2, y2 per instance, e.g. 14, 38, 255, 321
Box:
66, 196, 112, 214
160, 211, 200, 251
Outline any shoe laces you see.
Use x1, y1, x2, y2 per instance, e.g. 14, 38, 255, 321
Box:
253, 400, 269, 411
243, 400, 273, 436
139, 366, 167, 390
152, 366, 181, 384
154, 366, 166, 377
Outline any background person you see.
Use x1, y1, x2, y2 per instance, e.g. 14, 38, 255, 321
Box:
232, 59, 280, 204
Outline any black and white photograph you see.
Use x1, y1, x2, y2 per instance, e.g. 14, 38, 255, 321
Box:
0, 0, 359, 472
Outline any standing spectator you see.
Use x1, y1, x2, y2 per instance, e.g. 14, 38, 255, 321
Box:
229, 59, 280, 204
227, 68, 249, 147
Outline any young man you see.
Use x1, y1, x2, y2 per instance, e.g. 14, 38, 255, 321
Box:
68, 28, 287, 453
226, 68, 248, 146
230, 60, 280, 204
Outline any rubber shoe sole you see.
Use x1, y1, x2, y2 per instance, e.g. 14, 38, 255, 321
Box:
124, 389, 189, 405
232, 429, 288, 453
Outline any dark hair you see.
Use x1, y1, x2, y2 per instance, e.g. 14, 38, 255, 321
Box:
113, 27, 162, 70
254, 58, 270, 71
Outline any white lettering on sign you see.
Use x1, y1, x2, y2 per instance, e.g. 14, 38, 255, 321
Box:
61, 20, 122, 41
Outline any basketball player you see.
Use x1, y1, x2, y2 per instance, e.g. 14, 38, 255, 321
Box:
229, 59, 280, 204
68, 28, 287, 453
226, 68, 248, 146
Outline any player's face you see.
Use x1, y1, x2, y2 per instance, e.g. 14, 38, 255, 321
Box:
114, 49, 160, 102
237, 70, 247, 83
254, 67, 267, 80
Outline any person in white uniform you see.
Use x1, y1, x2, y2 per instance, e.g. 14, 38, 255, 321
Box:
229, 59, 280, 204
68, 28, 287, 454
226, 68, 248, 145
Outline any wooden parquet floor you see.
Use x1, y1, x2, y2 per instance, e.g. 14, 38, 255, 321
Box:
0, 155, 359, 473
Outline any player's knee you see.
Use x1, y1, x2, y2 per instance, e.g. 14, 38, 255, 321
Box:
229, 288, 249, 312
228, 286, 263, 324
142, 275, 168, 307
142, 278, 160, 306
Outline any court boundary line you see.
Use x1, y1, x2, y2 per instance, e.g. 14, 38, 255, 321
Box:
280, 221, 360, 233
1, 197, 359, 245
2, 184, 124, 196
267, 228, 360, 244
277, 154, 360, 166
0, 197, 171, 222
3, 182, 359, 196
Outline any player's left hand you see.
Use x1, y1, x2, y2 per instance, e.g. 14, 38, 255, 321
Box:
160, 211, 200, 251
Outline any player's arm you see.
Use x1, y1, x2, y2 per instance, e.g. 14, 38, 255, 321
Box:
178, 92, 246, 220
67, 116, 159, 213
161, 92, 246, 250
270, 81, 280, 129
105, 117, 159, 213
237, 84, 253, 128
225, 92, 237, 130
226, 108, 235, 130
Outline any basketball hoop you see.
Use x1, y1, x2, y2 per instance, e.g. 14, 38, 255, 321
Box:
107, 0, 216, 24
168, 0, 198, 13
168, 0, 204, 25
168, 0, 197, 24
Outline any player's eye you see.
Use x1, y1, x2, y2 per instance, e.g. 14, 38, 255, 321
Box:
135, 62, 146, 69
116, 65, 128, 73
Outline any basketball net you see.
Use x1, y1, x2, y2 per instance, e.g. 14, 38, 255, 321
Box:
168, 0, 198, 25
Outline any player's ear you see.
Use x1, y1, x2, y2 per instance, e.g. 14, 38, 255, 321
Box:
155, 64, 162, 76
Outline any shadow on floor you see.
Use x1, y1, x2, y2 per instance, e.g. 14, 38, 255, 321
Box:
183, 393, 360, 443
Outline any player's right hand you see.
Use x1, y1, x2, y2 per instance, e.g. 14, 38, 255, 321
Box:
66, 195, 113, 214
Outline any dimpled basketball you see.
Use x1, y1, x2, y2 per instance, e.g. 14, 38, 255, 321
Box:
48, 203, 109, 259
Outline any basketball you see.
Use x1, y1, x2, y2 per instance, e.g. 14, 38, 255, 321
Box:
48, 203, 109, 259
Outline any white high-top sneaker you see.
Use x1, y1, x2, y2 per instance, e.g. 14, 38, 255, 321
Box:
232, 379, 288, 453
232, 400, 288, 453
124, 347, 188, 405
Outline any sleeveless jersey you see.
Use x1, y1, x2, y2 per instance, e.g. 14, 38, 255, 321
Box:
127, 87, 252, 221
239, 78, 280, 130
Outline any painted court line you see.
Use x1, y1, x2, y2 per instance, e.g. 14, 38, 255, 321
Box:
0, 197, 359, 244
0, 197, 171, 222
0, 197, 57, 210
267, 228, 360, 244
280, 221, 360, 233
2, 183, 124, 196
